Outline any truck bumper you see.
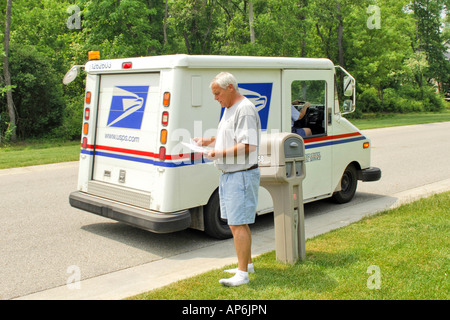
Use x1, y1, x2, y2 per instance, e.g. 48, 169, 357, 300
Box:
69, 191, 191, 234
361, 167, 382, 182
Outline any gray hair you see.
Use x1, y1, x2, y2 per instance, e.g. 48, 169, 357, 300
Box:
210, 72, 239, 92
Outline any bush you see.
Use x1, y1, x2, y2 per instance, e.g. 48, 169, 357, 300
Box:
358, 87, 381, 113
48, 98, 83, 140
357, 84, 445, 114
421, 86, 445, 112
397, 84, 445, 112
6, 45, 66, 139
383, 88, 423, 113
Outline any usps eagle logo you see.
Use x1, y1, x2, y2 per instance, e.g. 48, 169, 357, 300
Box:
239, 83, 273, 130
218, 83, 273, 130
107, 86, 149, 129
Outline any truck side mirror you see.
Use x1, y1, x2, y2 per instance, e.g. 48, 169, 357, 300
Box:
342, 100, 354, 114
343, 76, 353, 97
63, 65, 84, 85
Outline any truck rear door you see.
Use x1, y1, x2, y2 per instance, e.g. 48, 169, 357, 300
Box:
91, 73, 161, 195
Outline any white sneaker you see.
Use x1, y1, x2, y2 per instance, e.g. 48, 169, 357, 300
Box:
224, 263, 255, 274
219, 270, 249, 287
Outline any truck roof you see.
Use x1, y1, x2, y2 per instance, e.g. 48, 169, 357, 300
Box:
85, 54, 335, 73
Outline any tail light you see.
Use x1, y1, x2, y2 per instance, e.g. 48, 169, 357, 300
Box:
82, 137, 88, 149
82, 107, 90, 148
160, 129, 168, 144
163, 92, 171, 107
84, 108, 90, 120
159, 147, 166, 161
83, 123, 89, 135
162, 111, 169, 126
85, 92, 91, 104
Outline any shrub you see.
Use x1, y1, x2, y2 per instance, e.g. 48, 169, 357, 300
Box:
7, 45, 66, 139
358, 87, 381, 113
383, 88, 423, 113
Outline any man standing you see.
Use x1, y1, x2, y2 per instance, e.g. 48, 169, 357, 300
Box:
195, 72, 261, 287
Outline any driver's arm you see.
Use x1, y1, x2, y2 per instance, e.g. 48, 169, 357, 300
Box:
297, 102, 311, 120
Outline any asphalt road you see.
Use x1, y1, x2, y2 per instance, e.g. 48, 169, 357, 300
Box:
1, 122, 450, 300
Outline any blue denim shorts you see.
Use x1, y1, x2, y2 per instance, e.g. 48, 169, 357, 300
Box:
292, 127, 307, 137
218, 168, 260, 226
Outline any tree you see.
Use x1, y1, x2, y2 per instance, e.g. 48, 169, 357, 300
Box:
412, 0, 450, 93
1, 0, 80, 140
247, 0, 311, 57
80, 0, 165, 58
3, 0, 16, 142
248, 0, 255, 43
169, 0, 219, 54
9, 45, 65, 138
346, 0, 415, 101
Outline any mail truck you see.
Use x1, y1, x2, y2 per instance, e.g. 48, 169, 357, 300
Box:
66, 54, 381, 239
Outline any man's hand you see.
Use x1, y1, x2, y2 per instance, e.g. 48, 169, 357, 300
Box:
193, 137, 216, 147
204, 143, 255, 161
302, 102, 311, 110
205, 149, 217, 160
192, 137, 203, 146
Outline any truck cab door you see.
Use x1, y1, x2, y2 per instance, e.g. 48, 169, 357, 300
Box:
282, 69, 334, 200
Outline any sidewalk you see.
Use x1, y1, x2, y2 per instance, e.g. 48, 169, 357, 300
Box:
15, 178, 450, 300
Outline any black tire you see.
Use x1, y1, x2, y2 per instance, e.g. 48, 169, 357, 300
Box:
203, 190, 232, 239
332, 164, 358, 204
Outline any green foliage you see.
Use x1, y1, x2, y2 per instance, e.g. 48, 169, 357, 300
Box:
357, 84, 445, 114
168, 0, 219, 54
81, 0, 166, 58
7, 45, 65, 139
0, 0, 449, 140
358, 87, 382, 113
412, 0, 450, 92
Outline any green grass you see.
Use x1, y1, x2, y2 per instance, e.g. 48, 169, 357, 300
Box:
0, 140, 80, 169
350, 109, 450, 130
130, 192, 450, 300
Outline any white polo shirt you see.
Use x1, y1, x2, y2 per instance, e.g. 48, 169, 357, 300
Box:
214, 97, 261, 173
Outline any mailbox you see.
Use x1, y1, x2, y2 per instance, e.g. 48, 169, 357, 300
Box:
259, 132, 306, 264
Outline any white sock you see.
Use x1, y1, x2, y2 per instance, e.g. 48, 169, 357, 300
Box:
219, 270, 249, 287
225, 263, 254, 274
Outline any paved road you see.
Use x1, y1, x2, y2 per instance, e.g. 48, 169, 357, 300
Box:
0, 162, 230, 299
359, 121, 450, 194
1, 122, 450, 300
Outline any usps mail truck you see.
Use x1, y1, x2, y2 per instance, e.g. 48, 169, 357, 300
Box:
66, 54, 381, 239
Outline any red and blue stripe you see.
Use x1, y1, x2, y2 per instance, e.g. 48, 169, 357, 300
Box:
80, 132, 366, 168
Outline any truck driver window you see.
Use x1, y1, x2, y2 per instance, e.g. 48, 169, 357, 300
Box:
291, 80, 326, 137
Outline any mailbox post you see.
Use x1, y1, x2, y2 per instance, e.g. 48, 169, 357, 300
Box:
259, 133, 306, 264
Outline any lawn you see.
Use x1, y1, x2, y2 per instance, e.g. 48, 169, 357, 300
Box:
0, 140, 80, 169
130, 192, 450, 300
350, 109, 450, 130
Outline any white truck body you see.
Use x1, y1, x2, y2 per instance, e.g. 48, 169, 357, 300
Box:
68, 54, 381, 239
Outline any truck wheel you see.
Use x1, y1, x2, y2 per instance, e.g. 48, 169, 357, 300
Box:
332, 164, 358, 204
204, 190, 232, 239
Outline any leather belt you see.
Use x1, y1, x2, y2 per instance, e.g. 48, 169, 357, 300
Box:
222, 164, 258, 174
